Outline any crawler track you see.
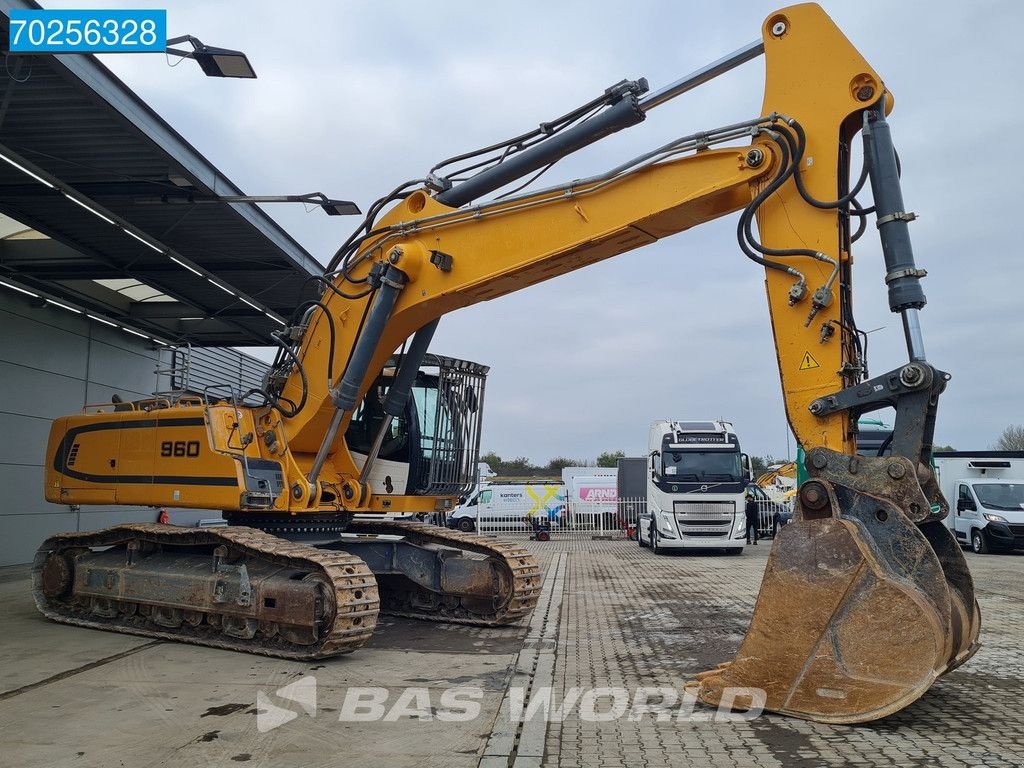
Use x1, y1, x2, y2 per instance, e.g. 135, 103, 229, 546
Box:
345, 519, 542, 625
32, 524, 379, 659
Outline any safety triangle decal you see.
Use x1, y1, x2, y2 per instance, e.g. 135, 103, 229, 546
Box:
799, 351, 820, 370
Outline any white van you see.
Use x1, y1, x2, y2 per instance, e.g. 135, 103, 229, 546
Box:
448, 482, 565, 533
936, 452, 1024, 554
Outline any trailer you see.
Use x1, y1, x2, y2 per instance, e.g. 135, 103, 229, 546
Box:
616, 458, 648, 539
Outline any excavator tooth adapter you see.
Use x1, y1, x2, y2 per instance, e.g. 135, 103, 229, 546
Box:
691, 364, 981, 723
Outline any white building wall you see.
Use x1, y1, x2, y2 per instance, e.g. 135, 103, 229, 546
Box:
0, 289, 265, 565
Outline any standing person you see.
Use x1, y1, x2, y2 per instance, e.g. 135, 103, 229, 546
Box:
745, 491, 759, 545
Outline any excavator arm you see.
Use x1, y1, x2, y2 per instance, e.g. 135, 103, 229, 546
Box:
37, 3, 978, 723
265, 4, 978, 722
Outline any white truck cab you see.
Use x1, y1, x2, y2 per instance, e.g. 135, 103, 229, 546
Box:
637, 420, 751, 553
936, 452, 1024, 554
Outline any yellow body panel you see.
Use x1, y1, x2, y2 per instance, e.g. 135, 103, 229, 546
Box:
755, 3, 884, 453
46, 407, 242, 509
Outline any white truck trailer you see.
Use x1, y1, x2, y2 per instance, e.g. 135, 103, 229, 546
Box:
935, 451, 1024, 554
560, 466, 618, 531
636, 420, 752, 553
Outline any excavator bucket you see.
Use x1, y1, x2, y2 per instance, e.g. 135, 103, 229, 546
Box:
690, 472, 981, 724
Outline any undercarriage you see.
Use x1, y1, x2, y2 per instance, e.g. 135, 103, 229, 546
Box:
33, 519, 541, 659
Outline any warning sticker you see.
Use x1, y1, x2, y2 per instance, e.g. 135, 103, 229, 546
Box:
799, 351, 820, 370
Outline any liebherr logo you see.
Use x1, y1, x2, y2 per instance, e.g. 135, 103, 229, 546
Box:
256, 675, 317, 732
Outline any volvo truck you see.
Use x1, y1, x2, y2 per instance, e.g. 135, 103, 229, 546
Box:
636, 420, 751, 553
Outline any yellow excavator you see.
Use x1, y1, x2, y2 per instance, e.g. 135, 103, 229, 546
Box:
33, 3, 978, 724
756, 462, 797, 493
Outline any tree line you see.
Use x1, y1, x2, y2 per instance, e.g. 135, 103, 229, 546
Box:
483, 450, 791, 478
481, 426, 1022, 479
480, 450, 626, 477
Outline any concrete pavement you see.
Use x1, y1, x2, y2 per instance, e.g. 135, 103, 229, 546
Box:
2, 537, 1023, 767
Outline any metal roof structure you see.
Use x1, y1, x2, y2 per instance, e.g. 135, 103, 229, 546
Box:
0, 0, 323, 346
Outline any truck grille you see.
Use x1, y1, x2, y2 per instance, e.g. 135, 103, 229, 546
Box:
672, 501, 734, 538
673, 500, 736, 517
1009, 524, 1024, 537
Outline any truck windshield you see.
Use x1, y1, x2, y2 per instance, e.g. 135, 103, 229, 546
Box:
973, 483, 1024, 511
662, 451, 742, 482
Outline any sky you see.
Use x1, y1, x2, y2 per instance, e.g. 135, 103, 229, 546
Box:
61, 0, 1023, 463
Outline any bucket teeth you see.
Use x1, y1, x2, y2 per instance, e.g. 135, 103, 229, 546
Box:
690, 478, 981, 724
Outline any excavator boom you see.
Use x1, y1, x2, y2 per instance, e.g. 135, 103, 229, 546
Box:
34, 3, 977, 723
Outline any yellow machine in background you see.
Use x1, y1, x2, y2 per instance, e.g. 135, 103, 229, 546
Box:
35, 4, 978, 723
756, 462, 797, 496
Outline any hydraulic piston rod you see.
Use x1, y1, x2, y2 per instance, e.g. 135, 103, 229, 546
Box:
307, 263, 407, 491
437, 40, 765, 208
358, 319, 440, 484
637, 40, 764, 112
863, 103, 929, 362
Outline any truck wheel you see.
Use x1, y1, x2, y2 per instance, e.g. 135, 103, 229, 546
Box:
971, 529, 989, 555
651, 529, 663, 555
457, 518, 476, 533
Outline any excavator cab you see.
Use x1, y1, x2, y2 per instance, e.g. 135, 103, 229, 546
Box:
345, 353, 488, 498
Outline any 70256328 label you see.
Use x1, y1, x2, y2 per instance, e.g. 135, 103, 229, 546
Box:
8, 9, 167, 53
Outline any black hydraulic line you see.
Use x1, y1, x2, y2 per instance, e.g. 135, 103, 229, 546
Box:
736, 129, 812, 273
302, 274, 373, 302
849, 198, 869, 242
774, 119, 870, 210
267, 330, 309, 417
437, 95, 646, 208
326, 182, 423, 274
293, 300, 336, 384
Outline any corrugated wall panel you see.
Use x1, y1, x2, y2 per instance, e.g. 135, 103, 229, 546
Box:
0, 290, 268, 565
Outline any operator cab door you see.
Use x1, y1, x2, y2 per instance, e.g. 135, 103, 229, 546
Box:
955, 483, 978, 541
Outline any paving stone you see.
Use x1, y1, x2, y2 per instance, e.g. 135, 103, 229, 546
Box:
518, 538, 1024, 768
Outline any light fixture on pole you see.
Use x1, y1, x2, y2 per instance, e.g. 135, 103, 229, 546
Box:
138, 191, 361, 216
165, 35, 256, 79
213, 192, 362, 216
